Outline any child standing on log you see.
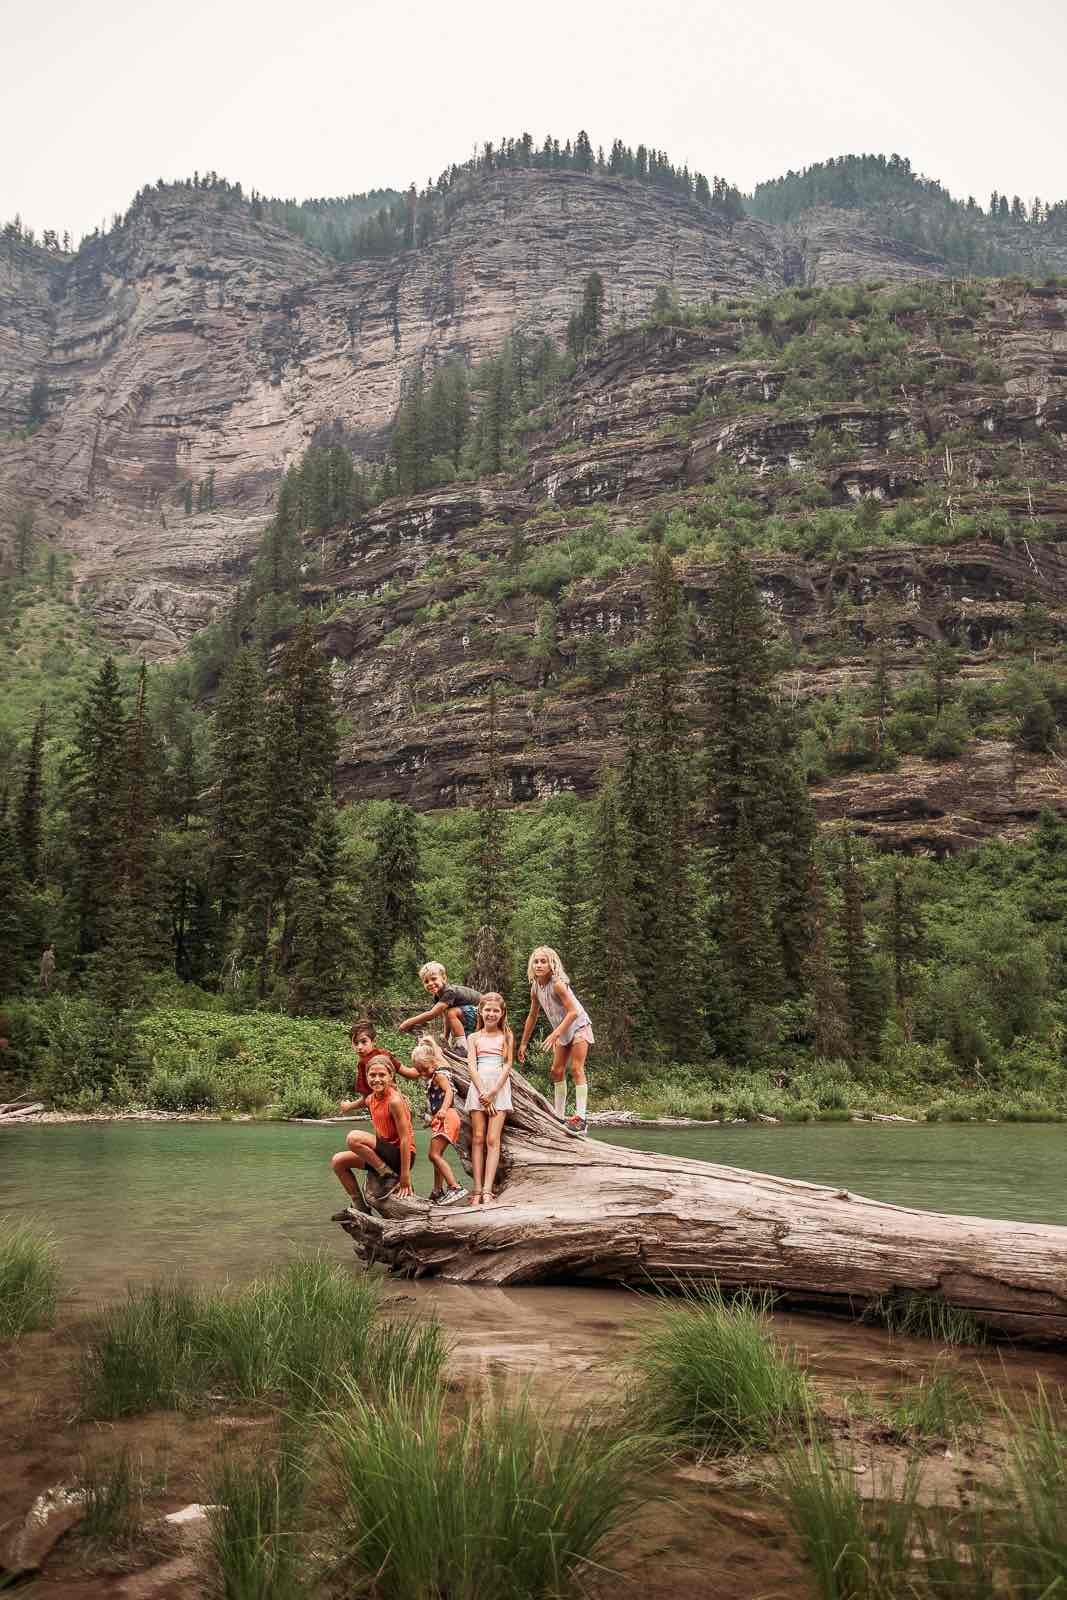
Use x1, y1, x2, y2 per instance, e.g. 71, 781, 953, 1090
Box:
518, 945, 594, 1132
398, 962, 482, 1055
410, 1035, 468, 1206
347, 1018, 406, 1108
465, 993, 513, 1206
332, 1054, 415, 1206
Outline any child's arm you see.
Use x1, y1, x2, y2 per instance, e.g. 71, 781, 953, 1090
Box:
398, 1000, 447, 1033
467, 1033, 485, 1100
390, 1091, 415, 1197
434, 1069, 455, 1116
540, 981, 580, 1051
517, 989, 540, 1063
394, 1062, 421, 1080
487, 1032, 514, 1108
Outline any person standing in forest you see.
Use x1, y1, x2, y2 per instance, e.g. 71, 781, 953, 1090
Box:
38, 945, 56, 992
518, 946, 594, 1132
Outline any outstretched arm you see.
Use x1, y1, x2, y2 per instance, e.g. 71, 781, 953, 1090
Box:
399, 1000, 447, 1033
518, 991, 540, 1063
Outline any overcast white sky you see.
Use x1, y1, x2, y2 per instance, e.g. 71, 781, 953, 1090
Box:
4, 0, 1064, 242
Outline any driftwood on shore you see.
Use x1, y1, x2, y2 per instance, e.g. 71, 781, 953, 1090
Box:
0, 1101, 45, 1123
336, 1063, 1067, 1344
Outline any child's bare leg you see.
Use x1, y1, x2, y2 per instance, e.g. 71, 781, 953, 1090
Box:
567, 1039, 590, 1122
445, 1006, 468, 1047
481, 1111, 507, 1201
330, 1150, 365, 1200
345, 1128, 392, 1178
550, 1044, 568, 1117
469, 1111, 487, 1200
428, 1137, 458, 1192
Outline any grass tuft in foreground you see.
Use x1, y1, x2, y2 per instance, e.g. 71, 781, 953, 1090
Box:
630, 1283, 813, 1457
78, 1449, 145, 1547
78, 1258, 447, 1418
326, 1385, 656, 1600
885, 1371, 983, 1443
0, 1220, 61, 1338
776, 1439, 924, 1600
209, 1438, 308, 1600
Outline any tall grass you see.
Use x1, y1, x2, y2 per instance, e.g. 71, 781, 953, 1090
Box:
630, 1283, 813, 1457
209, 1439, 307, 1600
79, 1259, 447, 1418
776, 1439, 924, 1600
326, 1385, 657, 1600
79, 1281, 204, 1417
0, 1220, 61, 1337
999, 1384, 1067, 1597
78, 1449, 144, 1547
864, 1292, 987, 1347
887, 1373, 983, 1443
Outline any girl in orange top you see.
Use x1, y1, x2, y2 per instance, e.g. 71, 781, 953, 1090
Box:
331, 1054, 415, 1204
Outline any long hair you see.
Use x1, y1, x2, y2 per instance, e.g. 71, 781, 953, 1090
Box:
411, 1034, 449, 1074
526, 945, 569, 986
476, 991, 513, 1042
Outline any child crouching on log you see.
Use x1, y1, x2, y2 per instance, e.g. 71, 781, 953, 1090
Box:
465, 993, 513, 1206
518, 945, 594, 1132
332, 1054, 415, 1206
410, 1035, 468, 1206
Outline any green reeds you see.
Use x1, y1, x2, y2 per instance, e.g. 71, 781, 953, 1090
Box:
999, 1384, 1067, 1597
631, 1282, 813, 1456
78, 1449, 145, 1547
209, 1440, 307, 1600
326, 1384, 656, 1600
79, 1259, 447, 1418
776, 1439, 924, 1600
0, 1219, 61, 1338
79, 1280, 205, 1417
864, 1292, 987, 1347
886, 1372, 983, 1444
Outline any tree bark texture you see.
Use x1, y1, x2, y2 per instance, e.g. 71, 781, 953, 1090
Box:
337, 1063, 1067, 1344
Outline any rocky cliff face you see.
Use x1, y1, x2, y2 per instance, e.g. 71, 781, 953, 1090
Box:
301, 277, 1067, 847
3, 168, 1029, 653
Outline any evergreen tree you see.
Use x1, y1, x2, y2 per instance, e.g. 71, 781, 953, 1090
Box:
555, 828, 584, 989
16, 705, 46, 883
367, 802, 425, 990
839, 835, 886, 1058
0, 813, 29, 996
640, 547, 704, 1058
212, 649, 265, 922
766, 728, 817, 993
882, 863, 925, 1013
69, 658, 127, 964
287, 801, 357, 1016
465, 680, 513, 993
805, 862, 849, 1058
587, 772, 634, 1057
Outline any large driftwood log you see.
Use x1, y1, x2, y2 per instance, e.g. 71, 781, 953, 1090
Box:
337, 1063, 1067, 1343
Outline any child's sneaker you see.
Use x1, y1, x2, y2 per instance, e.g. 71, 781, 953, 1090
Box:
428, 1190, 444, 1206
439, 1186, 467, 1205
564, 1114, 588, 1135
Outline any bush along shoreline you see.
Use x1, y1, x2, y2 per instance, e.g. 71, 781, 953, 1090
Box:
2, 999, 1065, 1125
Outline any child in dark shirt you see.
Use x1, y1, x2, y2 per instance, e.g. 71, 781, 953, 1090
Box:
398, 962, 481, 1053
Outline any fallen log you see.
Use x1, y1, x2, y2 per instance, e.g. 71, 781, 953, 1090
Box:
336, 1063, 1067, 1343
0, 1102, 44, 1122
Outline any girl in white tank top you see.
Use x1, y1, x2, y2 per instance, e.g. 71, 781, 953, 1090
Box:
518, 945, 594, 1131
465, 992, 513, 1206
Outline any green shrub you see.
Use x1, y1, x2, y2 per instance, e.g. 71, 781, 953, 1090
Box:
22, 996, 147, 1108
144, 1067, 219, 1112
631, 1284, 813, 1456
209, 1444, 307, 1600
279, 1078, 334, 1119
0, 1220, 61, 1337
78, 1449, 145, 1547
80, 1281, 206, 1417
327, 1389, 655, 1600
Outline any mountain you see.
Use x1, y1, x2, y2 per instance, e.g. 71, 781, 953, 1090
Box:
5, 154, 1066, 656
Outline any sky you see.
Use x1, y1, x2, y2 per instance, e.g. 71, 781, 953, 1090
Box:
4, 0, 1065, 243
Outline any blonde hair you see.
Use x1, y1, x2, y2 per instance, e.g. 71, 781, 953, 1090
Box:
410, 1034, 448, 1074
527, 945, 569, 986
418, 961, 447, 982
476, 992, 513, 1041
